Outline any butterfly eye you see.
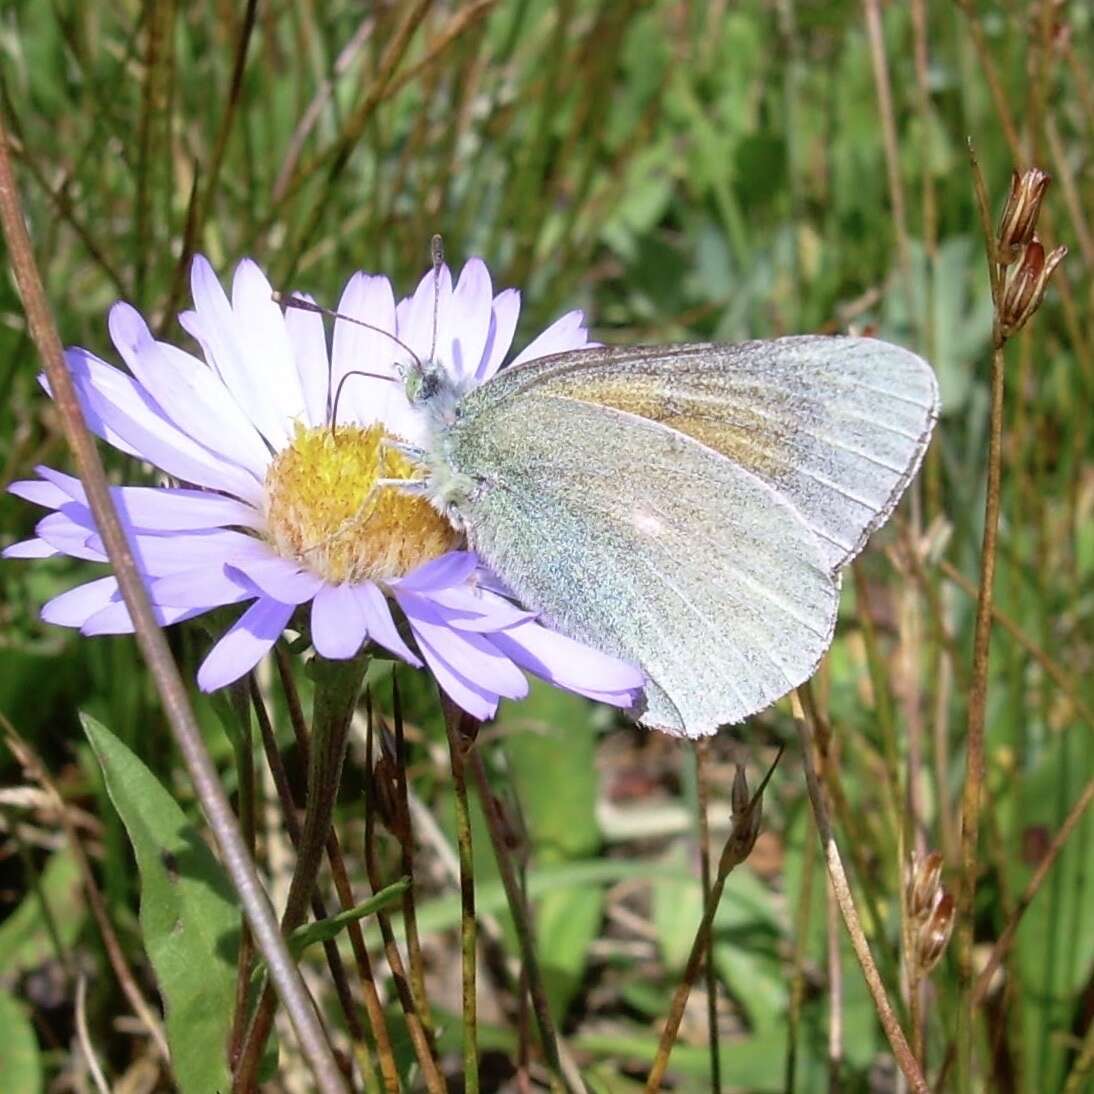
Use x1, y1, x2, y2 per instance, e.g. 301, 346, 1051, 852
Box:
403, 370, 423, 402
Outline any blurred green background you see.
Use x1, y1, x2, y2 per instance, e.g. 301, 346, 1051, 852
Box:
0, 1, 1091, 1091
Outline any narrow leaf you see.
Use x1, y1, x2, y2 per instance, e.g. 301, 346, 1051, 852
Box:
0, 989, 42, 1094
286, 878, 410, 958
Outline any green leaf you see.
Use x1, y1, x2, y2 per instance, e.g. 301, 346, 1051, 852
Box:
535, 884, 604, 1021
651, 846, 704, 972
80, 712, 240, 1094
286, 878, 410, 958
712, 940, 785, 1036
0, 849, 83, 975
0, 990, 42, 1094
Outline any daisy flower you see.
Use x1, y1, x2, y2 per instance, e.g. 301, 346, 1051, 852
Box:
4, 256, 644, 721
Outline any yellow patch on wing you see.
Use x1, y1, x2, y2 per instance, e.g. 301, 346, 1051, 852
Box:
545, 373, 790, 479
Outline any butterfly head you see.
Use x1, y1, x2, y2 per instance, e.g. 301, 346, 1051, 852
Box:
400, 357, 465, 431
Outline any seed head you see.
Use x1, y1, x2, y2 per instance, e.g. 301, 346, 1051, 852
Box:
917, 890, 955, 974
907, 850, 944, 923
727, 764, 762, 862
1000, 238, 1068, 337
997, 169, 1051, 262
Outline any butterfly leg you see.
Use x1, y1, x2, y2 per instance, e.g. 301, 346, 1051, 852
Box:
381, 439, 428, 464
375, 476, 429, 495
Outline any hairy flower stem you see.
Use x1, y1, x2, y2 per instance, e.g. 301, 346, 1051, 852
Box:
468, 748, 573, 1093
793, 698, 928, 1093
645, 749, 781, 1090
442, 700, 480, 1094
234, 653, 368, 1092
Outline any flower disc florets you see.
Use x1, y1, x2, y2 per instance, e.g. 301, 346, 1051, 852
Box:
265, 423, 458, 584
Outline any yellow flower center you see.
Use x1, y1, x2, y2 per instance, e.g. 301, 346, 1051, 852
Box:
264, 423, 459, 584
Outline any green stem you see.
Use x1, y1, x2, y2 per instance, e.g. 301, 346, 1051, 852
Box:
442, 700, 479, 1094
233, 652, 368, 1092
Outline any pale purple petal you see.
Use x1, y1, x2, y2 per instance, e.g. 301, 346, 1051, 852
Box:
476, 289, 521, 381
411, 629, 500, 722
448, 259, 493, 382
510, 309, 591, 367
354, 582, 422, 667
83, 528, 267, 577
187, 256, 290, 450
311, 584, 369, 659
394, 550, 478, 593
489, 619, 645, 706
418, 584, 535, 632
397, 592, 528, 701
108, 302, 271, 479
63, 348, 265, 506
36, 512, 107, 562
397, 264, 453, 366
38, 467, 263, 532
197, 597, 295, 691
226, 554, 324, 604
41, 576, 120, 627
151, 566, 255, 609
283, 292, 330, 426
3, 538, 58, 559
231, 260, 306, 438
82, 601, 203, 636
330, 273, 401, 427
8, 479, 69, 508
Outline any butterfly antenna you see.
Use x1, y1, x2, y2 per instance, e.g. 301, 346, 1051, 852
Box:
329, 369, 398, 434
275, 291, 423, 434
428, 233, 444, 364
275, 291, 422, 369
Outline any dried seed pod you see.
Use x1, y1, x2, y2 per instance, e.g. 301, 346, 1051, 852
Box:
907, 850, 944, 923
1000, 239, 1067, 337
727, 764, 762, 862
917, 890, 955, 975
997, 168, 1050, 261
